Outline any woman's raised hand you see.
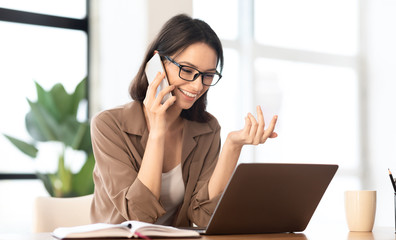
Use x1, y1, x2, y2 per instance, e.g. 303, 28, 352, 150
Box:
208, 106, 278, 199
227, 105, 278, 148
143, 72, 176, 134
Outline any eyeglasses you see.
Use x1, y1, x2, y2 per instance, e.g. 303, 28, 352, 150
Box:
164, 56, 222, 86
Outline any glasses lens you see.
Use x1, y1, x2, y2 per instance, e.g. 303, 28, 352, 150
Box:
179, 66, 221, 86
180, 66, 198, 81
202, 73, 220, 86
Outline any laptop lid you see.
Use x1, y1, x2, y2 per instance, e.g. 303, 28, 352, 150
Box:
203, 163, 338, 235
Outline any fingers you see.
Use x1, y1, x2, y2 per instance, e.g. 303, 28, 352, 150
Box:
261, 115, 278, 142
248, 113, 258, 142
146, 72, 164, 100
145, 72, 175, 109
158, 93, 176, 110
253, 106, 265, 144
243, 106, 278, 145
153, 84, 174, 106
242, 115, 251, 136
270, 132, 278, 138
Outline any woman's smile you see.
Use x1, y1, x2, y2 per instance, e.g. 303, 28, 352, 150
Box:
178, 88, 198, 100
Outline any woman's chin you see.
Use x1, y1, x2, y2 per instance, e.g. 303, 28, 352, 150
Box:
177, 102, 194, 110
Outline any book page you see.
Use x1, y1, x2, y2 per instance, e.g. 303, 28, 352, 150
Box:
121, 221, 200, 237
52, 223, 133, 239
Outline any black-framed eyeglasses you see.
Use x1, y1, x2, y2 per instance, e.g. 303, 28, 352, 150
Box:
164, 56, 222, 86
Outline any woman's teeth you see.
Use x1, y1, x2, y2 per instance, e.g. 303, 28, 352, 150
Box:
179, 88, 197, 98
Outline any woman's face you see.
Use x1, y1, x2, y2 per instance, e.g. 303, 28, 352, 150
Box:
164, 42, 218, 110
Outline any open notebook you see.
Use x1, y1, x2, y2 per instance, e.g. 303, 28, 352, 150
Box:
193, 163, 338, 235
52, 220, 199, 239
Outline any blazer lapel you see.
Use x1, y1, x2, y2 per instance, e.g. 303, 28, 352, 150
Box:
181, 119, 212, 166
120, 101, 148, 166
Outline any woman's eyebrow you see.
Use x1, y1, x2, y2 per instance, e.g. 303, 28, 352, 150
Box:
179, 61, 217, 72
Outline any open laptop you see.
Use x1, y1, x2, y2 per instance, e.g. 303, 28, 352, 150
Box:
194, 163, 338, 235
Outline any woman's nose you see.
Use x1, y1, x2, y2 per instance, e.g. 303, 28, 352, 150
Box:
190, 75, 204, 91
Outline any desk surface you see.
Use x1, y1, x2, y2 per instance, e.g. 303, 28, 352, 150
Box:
0, 227, 394, 240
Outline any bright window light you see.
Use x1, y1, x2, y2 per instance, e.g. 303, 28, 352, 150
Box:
193, 0, 238, 40
0, 22, 87, 173
254, 0, 359, 55
254, 58, 359, 169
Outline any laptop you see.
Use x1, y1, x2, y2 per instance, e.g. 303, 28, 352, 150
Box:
195, 163, 338, 235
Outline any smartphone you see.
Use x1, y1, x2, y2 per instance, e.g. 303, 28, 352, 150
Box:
145, 52, 172, 104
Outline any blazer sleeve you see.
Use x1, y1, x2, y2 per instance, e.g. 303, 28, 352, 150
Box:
90, 112, 166, 223
187, 124, 223, 227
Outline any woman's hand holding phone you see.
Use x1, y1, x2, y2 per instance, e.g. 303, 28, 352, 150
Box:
145, 52, 172, 104
143, 71, 176, 135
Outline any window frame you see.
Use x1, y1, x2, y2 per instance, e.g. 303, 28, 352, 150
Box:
0, 4, 90, 180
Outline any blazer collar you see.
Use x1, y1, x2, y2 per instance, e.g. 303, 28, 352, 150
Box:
121, 101, 147, 136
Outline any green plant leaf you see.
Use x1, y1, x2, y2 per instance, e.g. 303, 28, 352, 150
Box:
2, 134, 38, 158
57, 152, 72, 196
71, 78, 87, 116
26, 99, 58, 141
36, 172, 55, 197
9, 79, 93, 198
70, 121, 89, 150
35, 81, 60, 123
77, 121, 93, 153
72, 153, 95, 196
58, 116, 85, 148
50, 83, 75, 121
25, 111, 47, 141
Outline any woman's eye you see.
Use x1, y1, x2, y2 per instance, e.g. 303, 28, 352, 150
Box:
181, 68, 194, 74
204, 74, 215, 79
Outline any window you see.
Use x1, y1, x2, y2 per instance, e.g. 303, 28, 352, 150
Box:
0, 2, 88, 233
0, 22, 87, 173
194, 0, 360, 227
0, 0, 86, 19
254, 0, 358, 55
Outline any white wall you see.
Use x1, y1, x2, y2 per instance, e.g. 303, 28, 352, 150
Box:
89, 0, 147, 115
365, 0, 396, 227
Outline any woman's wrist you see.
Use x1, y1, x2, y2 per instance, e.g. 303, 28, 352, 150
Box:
148, 128, 166, 141
225, 133, 244, 152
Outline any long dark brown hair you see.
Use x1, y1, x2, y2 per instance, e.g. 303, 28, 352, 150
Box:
129, 14, 224, 123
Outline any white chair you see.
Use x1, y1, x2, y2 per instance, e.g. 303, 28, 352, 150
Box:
33, 194, 93, 232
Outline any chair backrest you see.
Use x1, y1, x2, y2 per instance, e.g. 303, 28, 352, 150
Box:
33, 194, 93, 233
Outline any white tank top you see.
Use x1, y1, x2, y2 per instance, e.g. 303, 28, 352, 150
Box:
155, 164, 185, 225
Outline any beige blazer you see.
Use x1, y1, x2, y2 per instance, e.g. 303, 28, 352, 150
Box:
90, 101, 222, 227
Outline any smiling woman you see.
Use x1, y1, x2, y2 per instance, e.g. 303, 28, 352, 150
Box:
90, 14, 278, 228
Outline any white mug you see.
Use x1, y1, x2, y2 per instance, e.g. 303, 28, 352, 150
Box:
344, 190, 376, 232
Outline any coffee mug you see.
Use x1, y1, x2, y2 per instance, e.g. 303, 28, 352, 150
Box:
344, 190, 376, 232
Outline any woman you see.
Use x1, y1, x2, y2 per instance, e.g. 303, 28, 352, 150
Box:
90, 14, 278, 227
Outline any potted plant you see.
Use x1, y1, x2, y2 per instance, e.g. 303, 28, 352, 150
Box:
3, 78, 94, 197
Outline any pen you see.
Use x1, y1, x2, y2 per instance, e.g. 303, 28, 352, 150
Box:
388, 168, 396, 192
